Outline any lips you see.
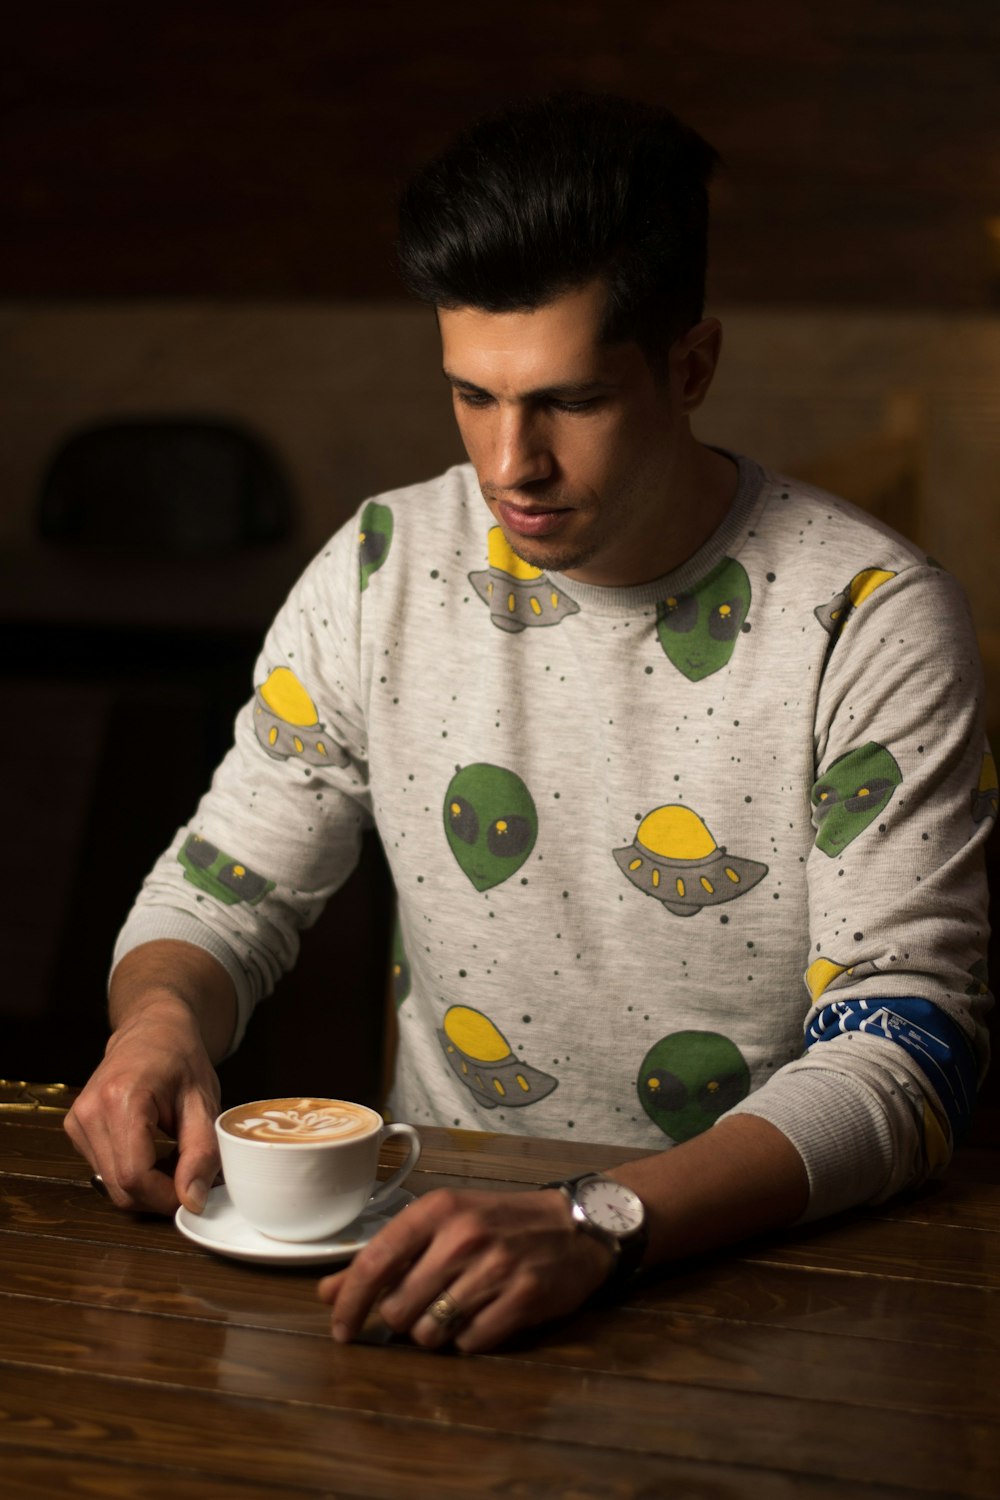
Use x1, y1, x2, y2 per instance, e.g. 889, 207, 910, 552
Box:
495, 501, 571, 538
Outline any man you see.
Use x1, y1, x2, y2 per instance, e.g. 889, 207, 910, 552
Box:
66, 93, 993, 1353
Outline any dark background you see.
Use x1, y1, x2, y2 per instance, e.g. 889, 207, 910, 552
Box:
2, 1, 997, 1131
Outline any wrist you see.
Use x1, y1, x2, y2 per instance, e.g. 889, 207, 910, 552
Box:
544, 1172, 649, 1290
109, 940, 237, 1061
106, 990, 212, 1072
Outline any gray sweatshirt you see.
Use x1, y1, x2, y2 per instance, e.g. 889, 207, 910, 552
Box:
116, 456, 995, 1219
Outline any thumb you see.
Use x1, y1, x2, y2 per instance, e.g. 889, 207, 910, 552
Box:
174, 1090, 222, 1215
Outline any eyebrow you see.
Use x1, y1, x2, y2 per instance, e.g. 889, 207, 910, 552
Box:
442, 370, 613, 401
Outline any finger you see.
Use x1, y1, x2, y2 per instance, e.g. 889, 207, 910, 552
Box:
452, 1279, 547, 1355
103, 1092, 181, 1215
327, 1195, 445, 1341
406, 1272, 502, 1350
173, 1088, 222, 1214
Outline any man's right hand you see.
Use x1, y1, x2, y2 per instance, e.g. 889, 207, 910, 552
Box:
64, 941, 238, 1217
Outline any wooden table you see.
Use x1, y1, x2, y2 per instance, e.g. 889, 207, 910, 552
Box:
1, 1081, 997, 1499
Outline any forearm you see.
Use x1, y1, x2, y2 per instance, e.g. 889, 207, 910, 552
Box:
610, 1114, 809, 1267
109, 939, 238, 1064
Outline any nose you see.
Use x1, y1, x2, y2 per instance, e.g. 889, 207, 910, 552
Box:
490, 406, 554, 491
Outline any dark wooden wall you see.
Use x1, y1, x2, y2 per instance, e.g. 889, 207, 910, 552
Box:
4, 0, 999, 305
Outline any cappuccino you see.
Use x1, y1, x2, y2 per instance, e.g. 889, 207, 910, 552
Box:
220, 1097, 376, 1144
215, 1097, 422, 1241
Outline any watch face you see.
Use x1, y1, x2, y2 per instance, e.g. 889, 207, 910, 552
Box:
577, 1177, 644, 1237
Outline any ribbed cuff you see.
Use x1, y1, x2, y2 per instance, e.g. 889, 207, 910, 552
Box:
721, 1066, 897, 1221
110, 911, 256, 1056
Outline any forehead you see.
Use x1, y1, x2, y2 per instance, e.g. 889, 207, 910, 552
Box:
438, 279, 627, 392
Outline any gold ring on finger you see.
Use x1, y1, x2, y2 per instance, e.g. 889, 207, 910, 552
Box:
425, 1290, 464, 1330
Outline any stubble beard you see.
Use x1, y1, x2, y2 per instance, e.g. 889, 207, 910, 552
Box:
480, 485, 605, 579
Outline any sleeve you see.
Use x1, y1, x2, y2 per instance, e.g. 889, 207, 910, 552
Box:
722, 561, 994, 1219
111, 510, 375, 1051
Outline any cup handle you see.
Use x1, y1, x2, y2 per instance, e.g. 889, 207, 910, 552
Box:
369, 1123, 422, 1206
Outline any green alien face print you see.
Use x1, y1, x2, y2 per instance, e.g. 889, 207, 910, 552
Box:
178, 834, 274, 907
359, 502, 393, 591
811, 741, 903, 857
444, 763, 538, 891
638, 1030, 750, 1142
656, 557, 751, 682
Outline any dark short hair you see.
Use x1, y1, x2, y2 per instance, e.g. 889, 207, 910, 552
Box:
397, 91, 721, 364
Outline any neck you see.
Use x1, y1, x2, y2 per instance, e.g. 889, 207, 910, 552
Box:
677, 441, 739, 565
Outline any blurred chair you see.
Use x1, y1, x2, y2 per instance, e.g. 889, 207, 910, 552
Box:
38, 417, 293, 553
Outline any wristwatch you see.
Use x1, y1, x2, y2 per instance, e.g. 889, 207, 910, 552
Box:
545, 1172, 648, 1286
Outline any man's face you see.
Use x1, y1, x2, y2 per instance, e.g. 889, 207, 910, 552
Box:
438, 279, 717, 587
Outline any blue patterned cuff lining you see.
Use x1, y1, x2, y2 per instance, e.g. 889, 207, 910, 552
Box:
805, 997, 979, 1143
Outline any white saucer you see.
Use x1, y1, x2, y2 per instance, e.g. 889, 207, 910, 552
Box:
175, 1183, 414, 1265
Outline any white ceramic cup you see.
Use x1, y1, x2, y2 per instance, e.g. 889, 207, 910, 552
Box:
215, 1097, 421, 1242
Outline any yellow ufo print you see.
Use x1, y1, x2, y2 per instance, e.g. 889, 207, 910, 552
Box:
814, 568, 896, 636
437, 1005, 558, 1109
971, 749, 998, 824
469, 526, 580, 633
253, 666, 347, 766
614, 805, 768, 917
805, 956, 884, 1003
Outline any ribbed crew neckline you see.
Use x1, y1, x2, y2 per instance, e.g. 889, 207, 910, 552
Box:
544, 451, 766, 616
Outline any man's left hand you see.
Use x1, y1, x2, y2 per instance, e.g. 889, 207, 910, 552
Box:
317, 1186, 614, 1352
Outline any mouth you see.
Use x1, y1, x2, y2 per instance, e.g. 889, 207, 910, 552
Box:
495, 500, 572, 539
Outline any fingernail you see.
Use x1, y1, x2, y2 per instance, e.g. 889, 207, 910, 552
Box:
187, 1178, 208, 1214
332, 1322, 350, 1344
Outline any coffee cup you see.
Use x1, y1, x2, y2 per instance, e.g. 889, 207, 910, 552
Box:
215, 1096, 421, 1242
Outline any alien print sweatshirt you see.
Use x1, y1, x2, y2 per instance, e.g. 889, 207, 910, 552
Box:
115, 455, 995, 1219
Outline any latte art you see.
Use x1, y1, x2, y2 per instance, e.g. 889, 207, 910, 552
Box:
221, 1097, 376, 1143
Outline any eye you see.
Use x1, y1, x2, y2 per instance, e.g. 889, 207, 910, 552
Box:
454, 389, 493, 409
812, 783, 840, 817
697, 1072, 745, 1112
709, 598, 745, 641
547, 397, 598, 414
487, 814, 532, 857
448, 796, 479, 845
359, 530, 387, 567
657, 594, 698, 634
643, 1069, 688, 1110
844, 777, 894, 814
182, 835, 218, 869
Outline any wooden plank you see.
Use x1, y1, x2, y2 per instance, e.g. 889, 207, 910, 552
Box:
0, 1449, 328, 1500
0, 1364, 910, 1500
0, 1170, 518, 1255
634, 1256, 1000, 1352
0, 1321, 996, 1496
0, 1237, 332, 1336
2, 1225, 996, 1363
2, 1276, 998, 1424
744, 1213, 1000, 1290
0, 1444, 930, 1500
4, 1159, 998, 1303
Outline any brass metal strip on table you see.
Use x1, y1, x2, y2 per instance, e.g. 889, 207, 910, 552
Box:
0, 1080, 74, 1113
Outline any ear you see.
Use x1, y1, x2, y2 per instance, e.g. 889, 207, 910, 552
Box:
671, 317, 723, 414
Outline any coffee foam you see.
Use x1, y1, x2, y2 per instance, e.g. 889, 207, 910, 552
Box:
221, 1097, 376, 1143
